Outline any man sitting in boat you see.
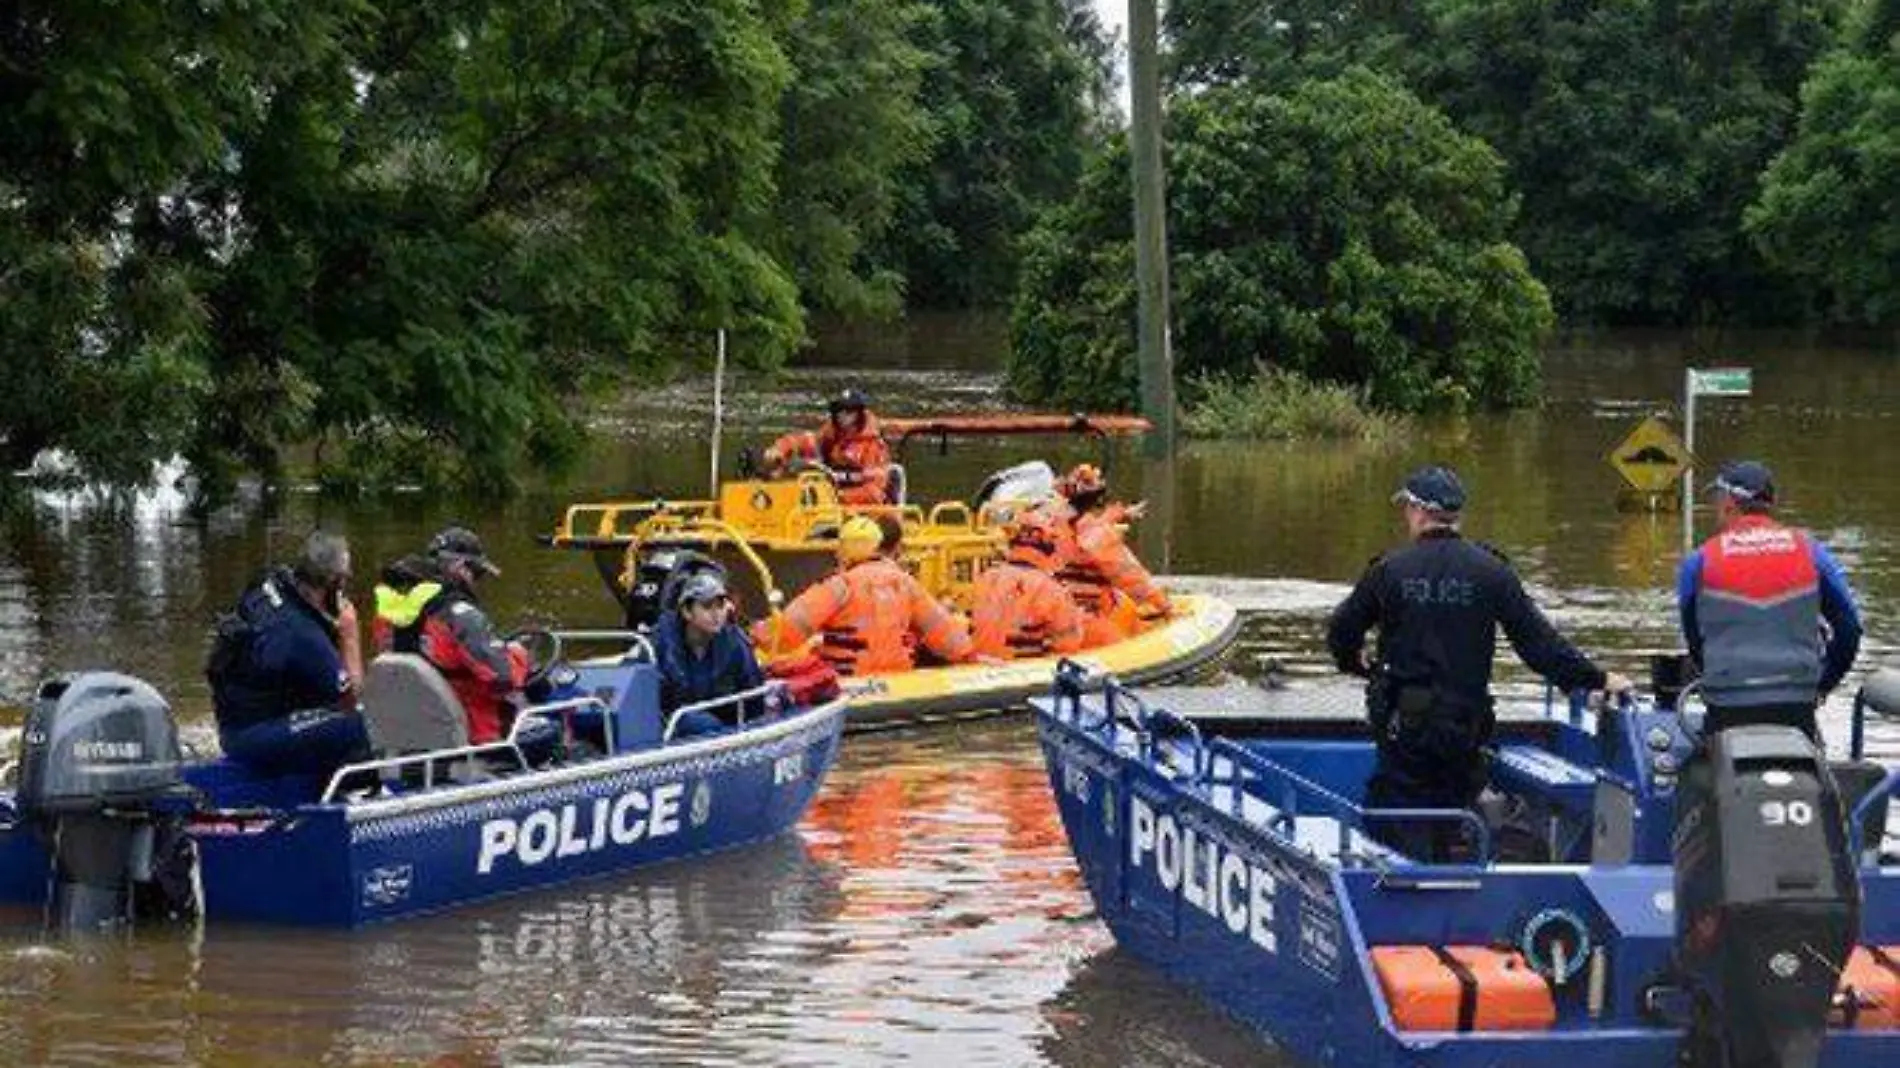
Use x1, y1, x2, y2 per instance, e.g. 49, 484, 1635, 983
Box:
1049, 464, 1171, 646
971, 509, 1087, 661
754, 515, 977, 674
760, 387, 895, 506
654, 571, 767, 736
371, 526, 531, 745
208, 531, 370, 776
1325, 466, 1629, 861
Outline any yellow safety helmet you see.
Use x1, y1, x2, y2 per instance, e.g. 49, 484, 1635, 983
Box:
838, 515, 883, 563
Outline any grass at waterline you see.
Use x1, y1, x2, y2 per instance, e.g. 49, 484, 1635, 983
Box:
1182, 370, 1405, 442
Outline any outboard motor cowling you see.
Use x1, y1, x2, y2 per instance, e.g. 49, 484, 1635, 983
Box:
16, 672, 198, 931
1673, 725, 1857, 1068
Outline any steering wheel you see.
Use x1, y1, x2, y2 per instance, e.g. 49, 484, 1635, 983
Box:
505, 627, 568, 698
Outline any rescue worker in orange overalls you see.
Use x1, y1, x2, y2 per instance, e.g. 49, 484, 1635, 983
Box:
761, 388, 894, 506
753, 515, 976, 674
1051, 464, 1171, 646
970, 509, 1087, 660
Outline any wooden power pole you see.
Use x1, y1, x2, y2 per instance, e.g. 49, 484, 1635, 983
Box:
1128, 0, 1175, 458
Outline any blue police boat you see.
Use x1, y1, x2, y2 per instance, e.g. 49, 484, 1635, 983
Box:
1035, 663, 1900, 1068
0, 630, 845, 928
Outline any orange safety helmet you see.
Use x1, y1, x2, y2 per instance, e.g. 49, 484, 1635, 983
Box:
1058, 463, 1106, 501
1005, 510, 1062, 571
837, 515, 883, 564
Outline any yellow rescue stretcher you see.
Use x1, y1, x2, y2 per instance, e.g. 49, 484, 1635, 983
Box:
542, 470, 1240, 729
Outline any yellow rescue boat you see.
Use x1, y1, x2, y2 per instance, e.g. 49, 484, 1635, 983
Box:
540, 415, 1241, 727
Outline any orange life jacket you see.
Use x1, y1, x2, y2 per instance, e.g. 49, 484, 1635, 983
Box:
757, 558, 972, 674
1058, 508, 1168, 618
971, 561, 1086, 660
770, 412, 893, 506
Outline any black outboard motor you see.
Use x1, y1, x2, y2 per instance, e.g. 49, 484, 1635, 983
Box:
1673, 726, 1857, 1068
16, 672, 200, 932
623, 548, 726, 630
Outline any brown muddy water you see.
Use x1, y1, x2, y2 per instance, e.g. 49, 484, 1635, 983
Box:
1, 324, 1898, 1065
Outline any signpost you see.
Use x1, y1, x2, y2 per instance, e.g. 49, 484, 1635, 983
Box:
1682, 367, 1753, 551
1607, 416, 1693, 504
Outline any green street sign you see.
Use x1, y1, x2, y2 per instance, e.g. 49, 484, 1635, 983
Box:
1689, 367, 1752, 397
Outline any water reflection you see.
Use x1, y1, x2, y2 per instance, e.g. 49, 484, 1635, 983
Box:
1039, 949, 1286, 1068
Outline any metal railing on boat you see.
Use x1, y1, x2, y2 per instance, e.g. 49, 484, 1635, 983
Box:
1050, 662, 1492, 866
319, 695, 611, 805
661, 682, 787, 743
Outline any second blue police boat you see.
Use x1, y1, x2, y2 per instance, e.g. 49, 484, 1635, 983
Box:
1036, 663, 1900, 1067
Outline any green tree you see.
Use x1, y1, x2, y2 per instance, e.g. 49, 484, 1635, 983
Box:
1163, 0, 1844, 325
1748, 0, 1900, 324
1010, 70, 1551, 412
878, 0, 1109, 309
772, 0, 937, 318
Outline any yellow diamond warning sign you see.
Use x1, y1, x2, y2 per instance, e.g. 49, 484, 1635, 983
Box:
1607, 416, 1693, 494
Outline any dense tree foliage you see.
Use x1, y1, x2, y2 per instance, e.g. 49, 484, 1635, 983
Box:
0, 0, 1111, 495
1010, 71, 1552, 412
876, 0, 1111, 309
1163, 0, 1844, 325
1748, 0, 1900, 324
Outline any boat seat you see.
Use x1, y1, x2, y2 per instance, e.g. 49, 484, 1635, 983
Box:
360, 653, 488, 785
1490, 745, 1596, 813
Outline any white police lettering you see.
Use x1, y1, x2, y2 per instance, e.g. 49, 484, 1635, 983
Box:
1129, 795, 1278, 952
1400, 577, 1475, 606
478, 782, 685, 874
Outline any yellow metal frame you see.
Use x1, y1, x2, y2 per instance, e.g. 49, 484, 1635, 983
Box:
548, 475, 1010, 610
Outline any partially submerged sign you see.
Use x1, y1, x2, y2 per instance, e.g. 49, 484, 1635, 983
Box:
1608, 416, 1693, 494
1688, 367, 1753, 397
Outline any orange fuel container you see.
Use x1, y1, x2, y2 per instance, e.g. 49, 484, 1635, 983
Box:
1837, 947, 1900, 1029
1371, 946, 1558, 1033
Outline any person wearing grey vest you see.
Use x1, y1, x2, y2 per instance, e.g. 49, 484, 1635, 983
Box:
1676, 461, 1861, 743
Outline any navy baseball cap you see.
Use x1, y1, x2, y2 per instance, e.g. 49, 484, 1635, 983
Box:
1709, 460, 1775, 506
427, 525, 501, 576
1392, 466, 1466, 513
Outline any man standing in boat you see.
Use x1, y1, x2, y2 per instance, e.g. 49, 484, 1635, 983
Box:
654, 571, 768, 736
1326, 466, 1629, 861
761, 387, 895, 506
1676, 460, 1861, 743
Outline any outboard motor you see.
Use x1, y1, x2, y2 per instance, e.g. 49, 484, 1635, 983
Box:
16, 672, 200, 932
1673, 726, 1857, 1068
973, 461, 1057, 514
623, 548, 726, 630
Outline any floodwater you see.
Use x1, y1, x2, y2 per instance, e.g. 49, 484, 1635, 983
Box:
2, 321, 1899, 1065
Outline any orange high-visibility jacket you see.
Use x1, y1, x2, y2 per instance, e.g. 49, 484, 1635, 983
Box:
771, 413, 893, 506
757, 558, 972, 674
1059, 509, 1169, 618
970, 560, 1086, 660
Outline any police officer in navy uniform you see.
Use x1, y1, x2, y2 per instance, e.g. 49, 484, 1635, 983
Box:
1327, 466, 1629, 860
1677, 460, 1861, 743
208, 531, 369, 776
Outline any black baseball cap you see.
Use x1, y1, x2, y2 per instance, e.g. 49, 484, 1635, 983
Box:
1709, 460, 1775, 506
427, 525, 501, 576
1392, 466, 1466, 513
828, 388, 870, 413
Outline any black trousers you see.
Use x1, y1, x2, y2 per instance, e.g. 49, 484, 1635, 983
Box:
1362, 753, 1487, 863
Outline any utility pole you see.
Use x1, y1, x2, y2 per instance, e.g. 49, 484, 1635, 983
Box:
1128, 0, 1175, 459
